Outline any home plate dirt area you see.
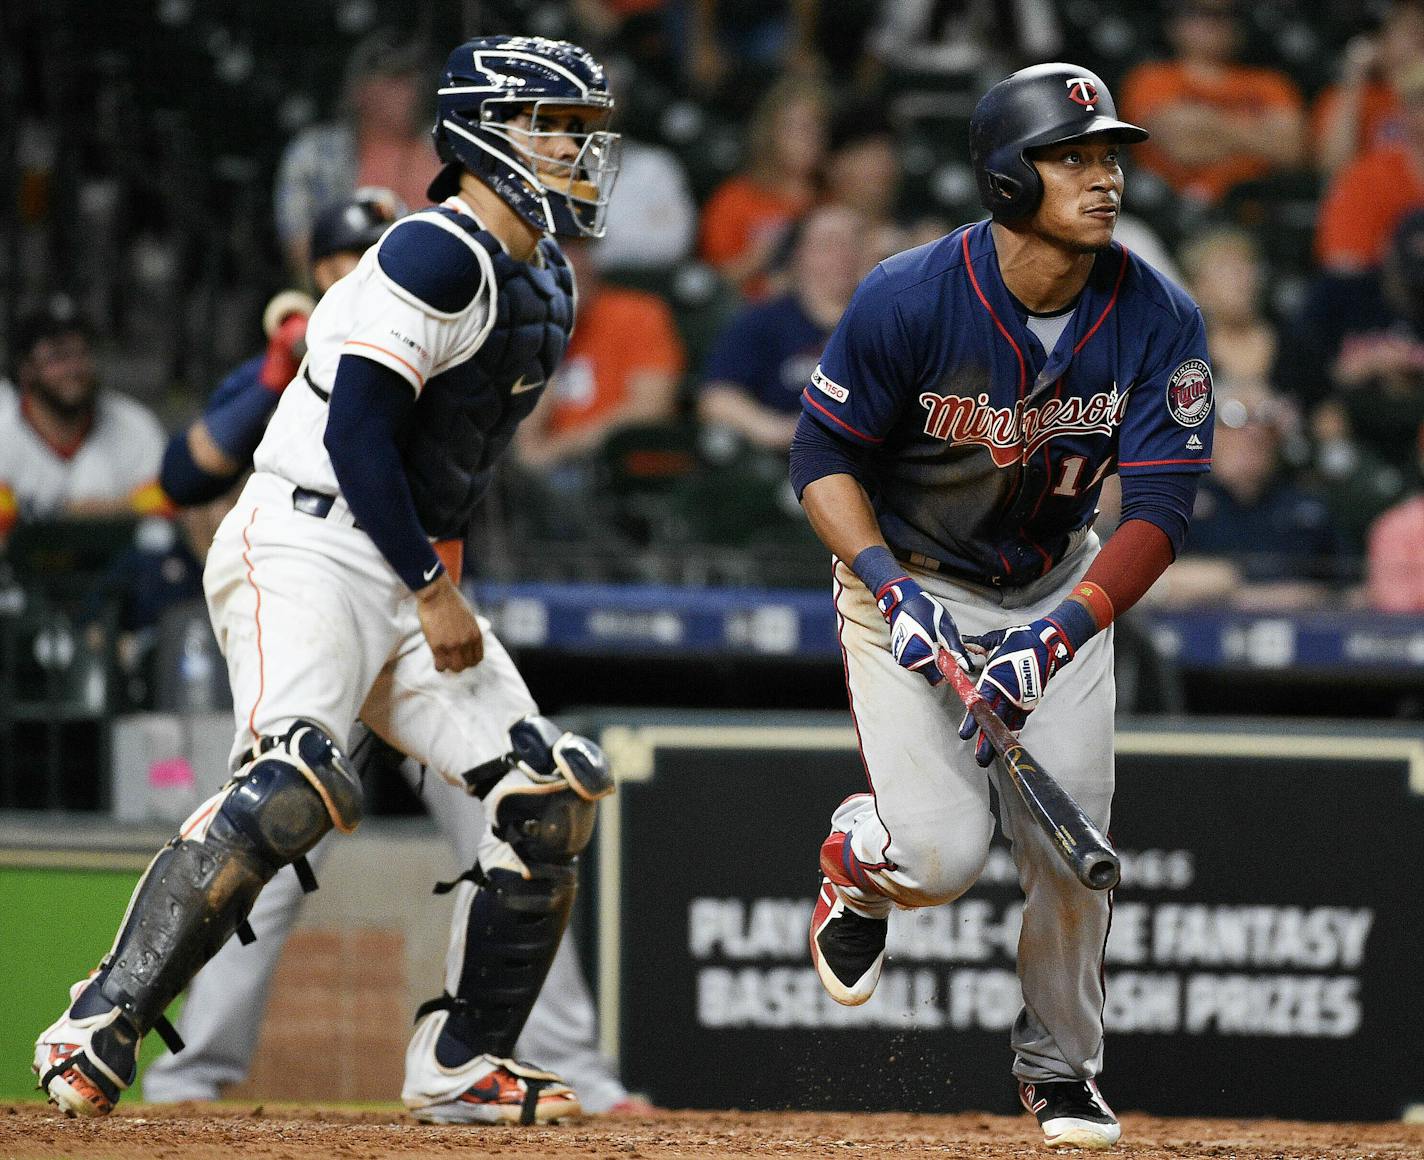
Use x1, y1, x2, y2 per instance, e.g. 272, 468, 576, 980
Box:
5, 1104, 1424, 1160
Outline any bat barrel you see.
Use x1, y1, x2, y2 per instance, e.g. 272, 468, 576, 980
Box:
1079, 849, 1121, 892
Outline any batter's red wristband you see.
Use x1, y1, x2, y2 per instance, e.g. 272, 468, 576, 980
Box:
1071, 581, 1115, 630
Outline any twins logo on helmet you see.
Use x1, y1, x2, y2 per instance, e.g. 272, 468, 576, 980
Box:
1065, 78, 1099, 109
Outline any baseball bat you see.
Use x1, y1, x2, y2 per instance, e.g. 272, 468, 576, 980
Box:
935, 649, 1120, 891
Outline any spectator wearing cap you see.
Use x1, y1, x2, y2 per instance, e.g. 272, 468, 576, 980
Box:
1315, 60, 1424, 273
697, 205, 872, 453
1366, 422, 1424, 611
1121, 0, 1306, 206
273, 30, 436, 280
1311, 0, 1424, 178
0, 301, 169, 540
161, 190, 408, 508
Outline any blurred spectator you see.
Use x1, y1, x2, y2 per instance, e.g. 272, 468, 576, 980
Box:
1315, 60, 1424, 272
1311, 0, 1424, 177
698, 75, 828, 297
1110, 213, 1185, 286
594, 65, 699, 273
682, 0, 820, 96
822, 100, 911, 263
1366, 422, 1424, 610
161, 190, 407, 507
1163, 385, 1344, 608
80, 495, 236, 705
1300, 397, 1408, 554
1281, 209, 1424, 469
1121, 0, 1306, 207
515, 240, 685, 479
0, 299, 168, 540
272, 31, 436, 280
1179, 226, 1276, 393
697, 205, 870, 452
862, 0, 1062, 91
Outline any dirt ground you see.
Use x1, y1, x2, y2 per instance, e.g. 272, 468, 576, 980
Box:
3, 1103, 1423, 1160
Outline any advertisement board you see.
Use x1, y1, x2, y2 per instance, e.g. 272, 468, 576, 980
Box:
594, 716, 1424, 1120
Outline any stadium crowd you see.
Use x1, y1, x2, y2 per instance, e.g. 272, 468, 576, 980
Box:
3, 0, 1424, 738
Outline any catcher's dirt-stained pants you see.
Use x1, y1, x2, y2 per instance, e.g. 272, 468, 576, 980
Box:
178, 470, 623, 1103
142, 776, 628, 1111
831, 536, 1115, 1083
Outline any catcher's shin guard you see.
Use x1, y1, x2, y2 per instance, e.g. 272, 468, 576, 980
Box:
93, 720, 360, 1034
418, 716, 612, 1064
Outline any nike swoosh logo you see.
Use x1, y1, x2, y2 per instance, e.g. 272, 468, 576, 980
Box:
423, 563, 440, 582
511, 374, 544, 394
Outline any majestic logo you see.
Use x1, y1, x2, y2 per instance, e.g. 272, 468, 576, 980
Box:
811, 364, 848, 403
918, 386, 1129, 466
1186, 433, 1204, 450
1165, 358, 1213, 427
1066, 77, 1099, 109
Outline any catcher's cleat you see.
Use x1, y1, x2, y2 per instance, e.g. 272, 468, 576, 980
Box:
1019, 1078, 1121, 1150
401, 1053, 578, 1127
809, 877, 888, 1006
33, 979, 140, 1118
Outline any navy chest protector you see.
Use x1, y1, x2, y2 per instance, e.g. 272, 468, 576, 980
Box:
403, 231, 574, 538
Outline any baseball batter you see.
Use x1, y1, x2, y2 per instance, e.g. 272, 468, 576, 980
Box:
795, 64, 1212, 1150
35, 35, 624, 1126
147, 192, 637, 1115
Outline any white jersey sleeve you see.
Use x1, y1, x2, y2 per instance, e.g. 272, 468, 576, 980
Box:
252, 203, 495, 494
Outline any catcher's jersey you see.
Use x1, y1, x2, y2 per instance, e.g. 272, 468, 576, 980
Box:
801, 219, 1213, 586
253, 196, 573, 537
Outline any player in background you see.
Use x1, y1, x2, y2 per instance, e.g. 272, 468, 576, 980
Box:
157, 189, 406, 508
35, 34, 624, 1126
147, 191, 641, 1114
793, 64, 1212, 1150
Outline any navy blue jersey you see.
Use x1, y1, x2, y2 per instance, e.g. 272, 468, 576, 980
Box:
702, 293, 832, 415
801, 220, 1213, 586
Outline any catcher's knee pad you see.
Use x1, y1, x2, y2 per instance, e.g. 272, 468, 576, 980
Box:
95, 721, 358, 1033
421, 716, 612, 1061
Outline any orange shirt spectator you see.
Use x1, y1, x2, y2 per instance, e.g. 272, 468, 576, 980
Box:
516, 241, 685, 471
699, 177, 813, 287
697, 74, 827, 297
1311, 0, 1424, 176
1316, 64, 1424, 271
1310, 82, 1400, 166
1122, 60, 1304, 204
1315, 146, 1424, 270
543, 290, 685, 437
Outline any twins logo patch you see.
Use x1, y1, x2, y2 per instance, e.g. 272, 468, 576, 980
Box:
811, 364, 848, 404
1165, 358, 1213, 427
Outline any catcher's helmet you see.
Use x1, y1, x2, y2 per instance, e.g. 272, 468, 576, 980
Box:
970, 63, 1147, 220
309, 188, 407, 261
429, 35, 621, 239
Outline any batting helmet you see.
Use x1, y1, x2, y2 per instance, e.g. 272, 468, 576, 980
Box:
309, 188, 408, 262
970, 63, 1147, 220
428, 35, 621, 239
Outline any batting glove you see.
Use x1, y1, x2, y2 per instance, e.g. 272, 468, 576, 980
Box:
958, 617, 1078, 766
877, 578, 969, 687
